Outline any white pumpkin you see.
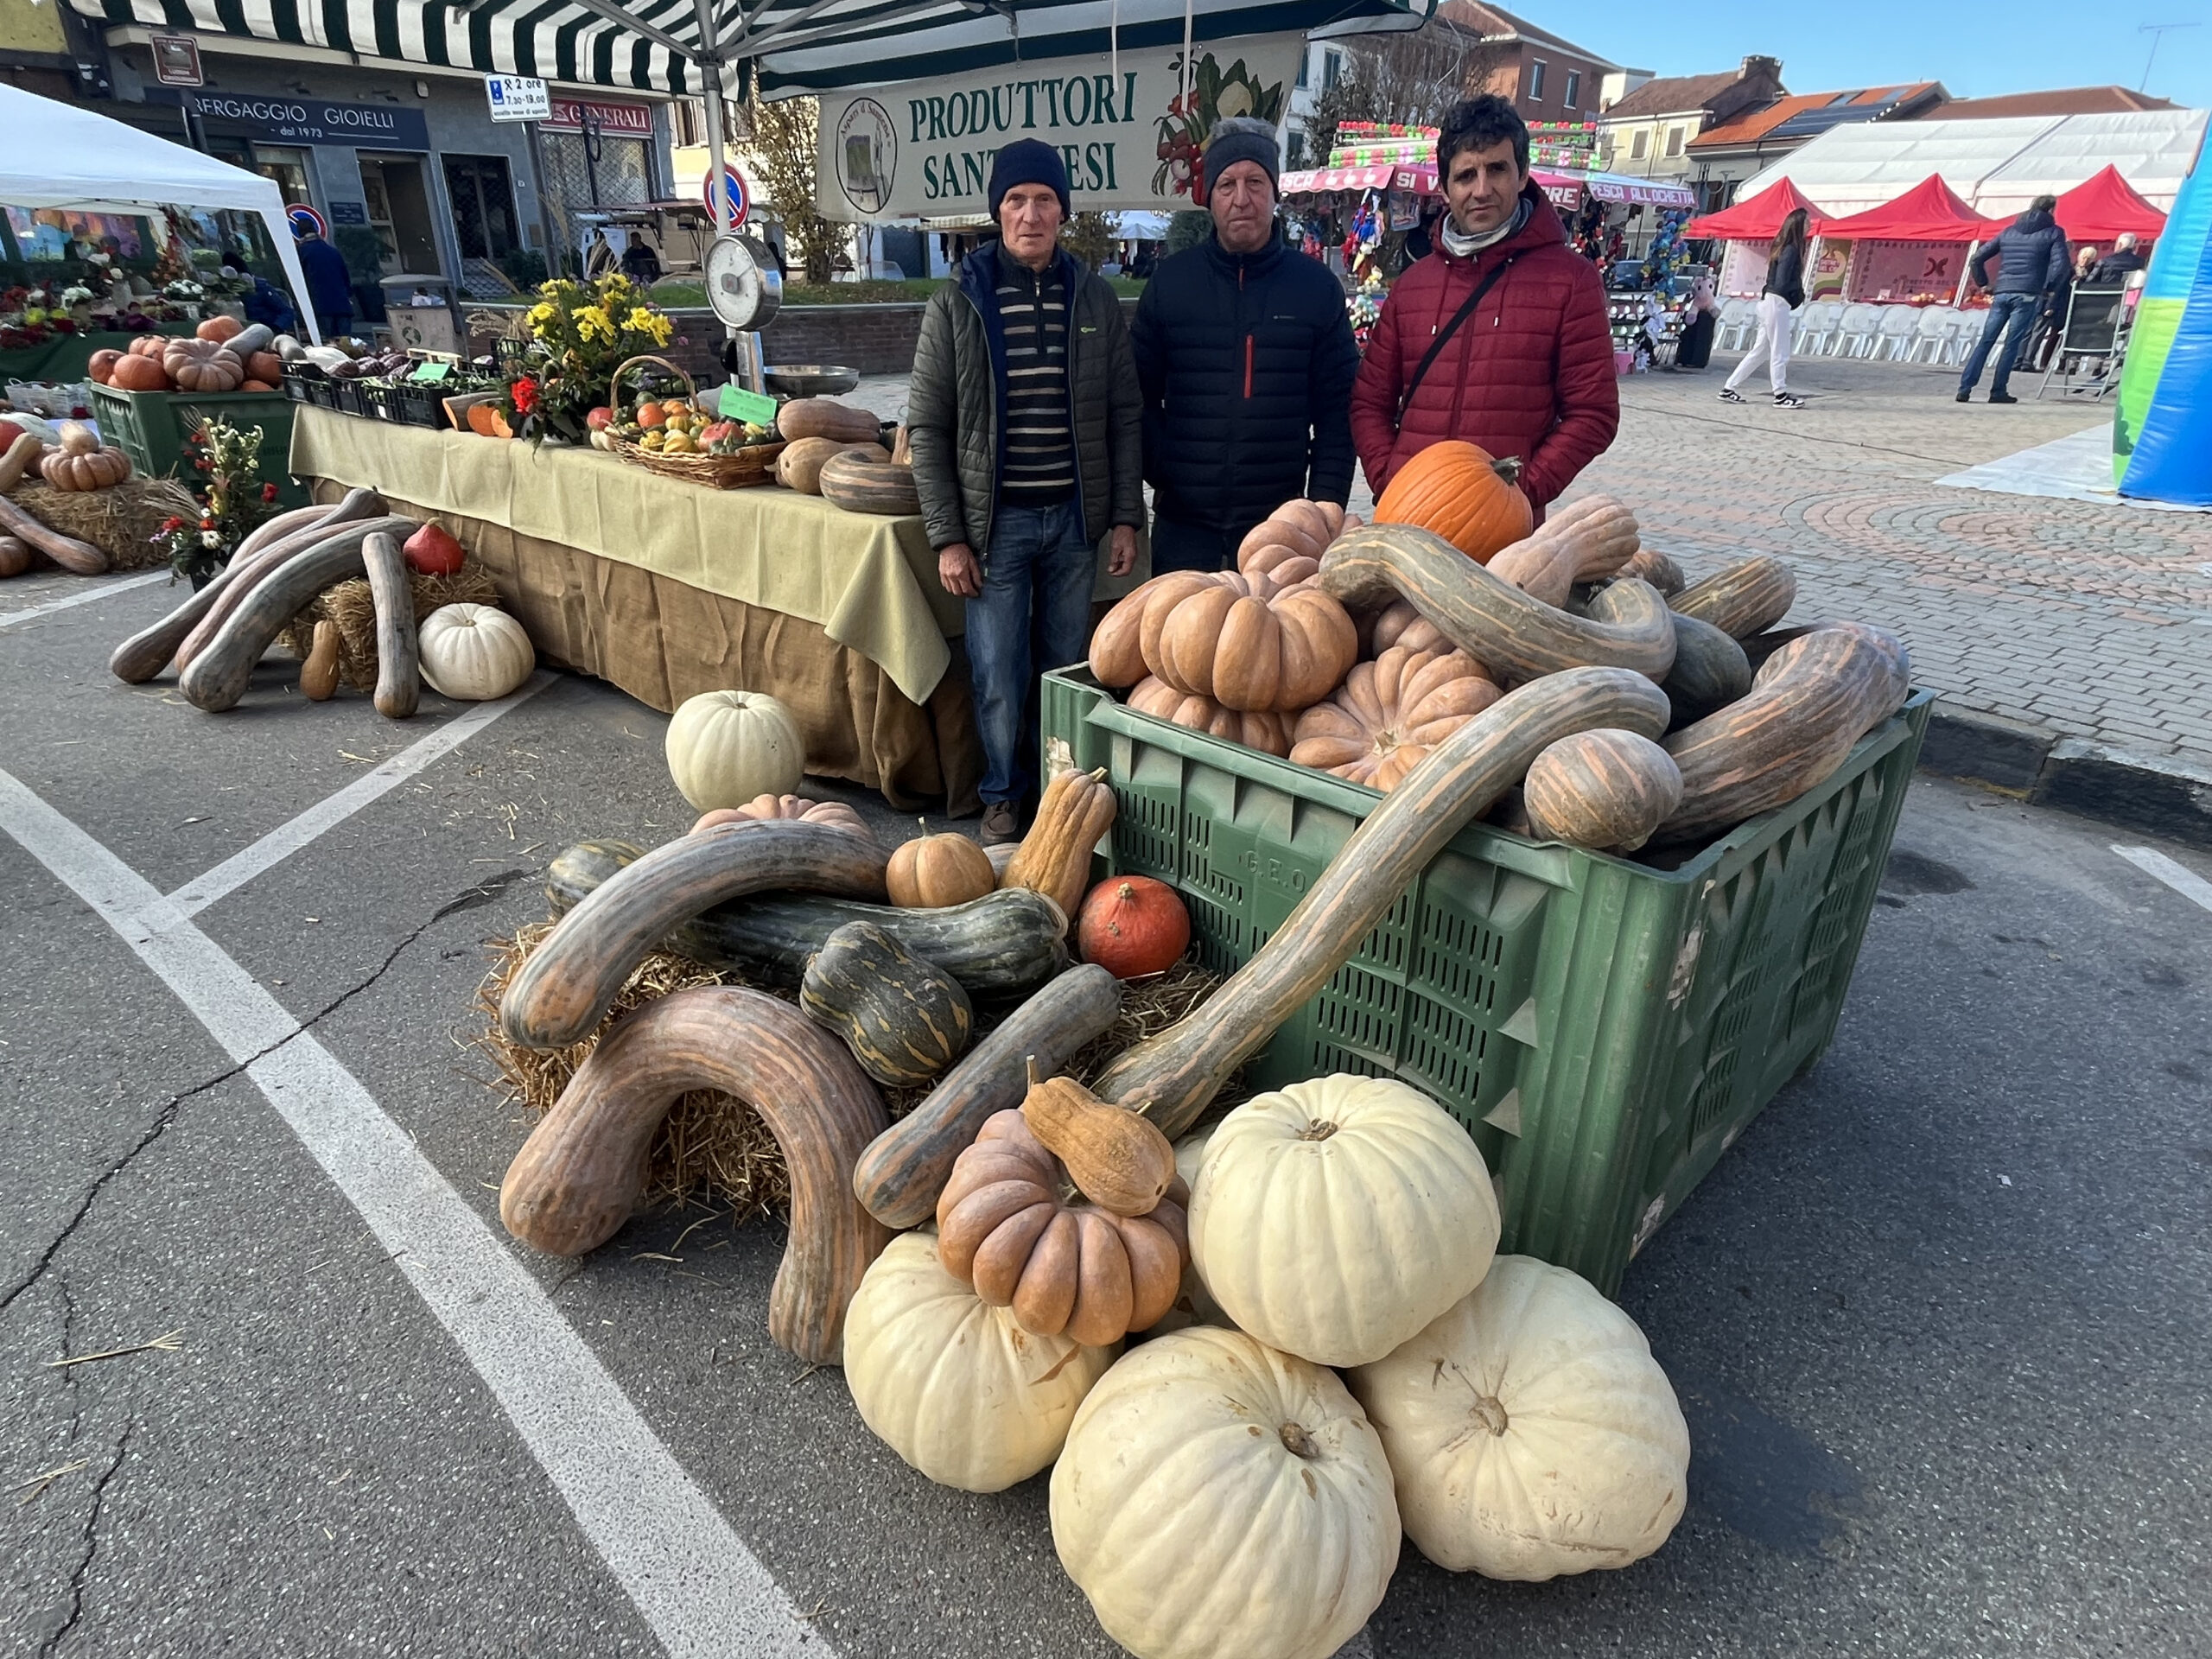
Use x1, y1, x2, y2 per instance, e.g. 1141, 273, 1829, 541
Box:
1050, 1326, 1399, 1659
1135, 1123, 1235, 1338
416, 603, 533, 701
665, 688, 804, 810
1348, 1255, 1689, 1580
1190, 1074, 1498, 1367
843, 1233, 1116, 1493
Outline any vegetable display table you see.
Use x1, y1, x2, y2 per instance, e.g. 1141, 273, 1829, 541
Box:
0, 325, 193, 390
291, 407, 1018, 810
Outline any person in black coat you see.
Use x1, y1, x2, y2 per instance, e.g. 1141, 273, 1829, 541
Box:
2091, 233, 2145, 283
1131, 117, 1360, 573
1957, 196, 2069, 403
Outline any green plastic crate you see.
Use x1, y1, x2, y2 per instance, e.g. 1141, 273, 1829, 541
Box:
1044, 667, 1932, 1295
90, 383, 308, 507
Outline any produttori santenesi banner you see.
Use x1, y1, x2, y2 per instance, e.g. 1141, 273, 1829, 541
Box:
815, 35, 1303, 220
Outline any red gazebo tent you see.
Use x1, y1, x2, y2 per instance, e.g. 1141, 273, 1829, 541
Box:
2051, 165, 2167, 245
1815, 174, 2005, 241
1684, 177, 1830, 241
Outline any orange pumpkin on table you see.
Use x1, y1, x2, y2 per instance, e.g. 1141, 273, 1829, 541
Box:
108, 353, 171, 392
1374, 441, 1534, 563
195, 315, 245, 344
87, 348, 124, 386
162, 338, 244, 393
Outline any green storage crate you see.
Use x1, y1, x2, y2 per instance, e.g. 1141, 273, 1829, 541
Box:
1044, 667, 1932, 1294
89, 383, 308, 507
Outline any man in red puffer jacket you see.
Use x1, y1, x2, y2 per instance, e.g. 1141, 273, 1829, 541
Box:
1351, 96, 1618, 513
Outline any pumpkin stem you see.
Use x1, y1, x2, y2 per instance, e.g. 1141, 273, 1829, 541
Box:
1026, 1054, 1042, 1088
1471, 1395, 1510, 1436
1297, 1119, 1338, 1142
1491, 455, 1524, 486
1278, 1422, 1320, 1459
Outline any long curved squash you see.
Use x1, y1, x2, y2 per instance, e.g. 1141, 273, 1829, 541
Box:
1656, 623, 1910, 844
503, 820, 890, 1050
499, 986, 891, 1363
1669, 556, 1795, 639
853, 963, 1122, 1229
176, 517, 412, 711
360, 529, 419, 720
174, 487, 385, 671
1319, 522, 1676, 685
0, 493, 104, 575
111, 564, 239, 683
1091, 666, 1672, 1138
544, 838, 1071, 995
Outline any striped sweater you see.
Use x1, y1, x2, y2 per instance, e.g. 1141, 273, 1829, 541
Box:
994, 242, 1076, 504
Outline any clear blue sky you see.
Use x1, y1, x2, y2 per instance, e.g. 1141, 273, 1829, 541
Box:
1551, 3, 2212, 113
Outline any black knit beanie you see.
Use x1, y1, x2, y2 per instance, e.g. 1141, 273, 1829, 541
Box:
988, 139, 1072, 219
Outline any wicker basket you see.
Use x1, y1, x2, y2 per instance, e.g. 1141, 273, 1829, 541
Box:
601, 353, 784, 489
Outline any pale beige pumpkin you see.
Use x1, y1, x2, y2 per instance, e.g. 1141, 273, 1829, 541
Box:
887, 830, 996, 909
416, 603, 533, 701
664, 688, 804, 810
1364, 597, 1451, 658
1347, 1255, 1690, 1580
1290, 645, 1501, 790
1050, 1326, 1401, 1659
843, 1231, 1117, 1492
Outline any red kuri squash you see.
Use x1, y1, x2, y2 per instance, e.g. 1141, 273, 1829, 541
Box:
1077, 877, 1191, 978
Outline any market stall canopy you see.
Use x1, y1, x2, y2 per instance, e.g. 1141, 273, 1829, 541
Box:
1684, 178, 1830, 241
1734, 109, 2209, 217
2050, 165, 2169, 245
74, 0, 1433, 97
1813, 175, 2004, 242
0, 84, 320, 343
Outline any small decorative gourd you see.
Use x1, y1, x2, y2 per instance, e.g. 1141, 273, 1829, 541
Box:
1000, 767, 1116, 920
887, 829, 995, 909
1020, 1063, 1177, 1216
800, 920, 974, 1088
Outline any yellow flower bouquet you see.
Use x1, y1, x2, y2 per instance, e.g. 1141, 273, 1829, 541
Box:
501, 272, 677, 442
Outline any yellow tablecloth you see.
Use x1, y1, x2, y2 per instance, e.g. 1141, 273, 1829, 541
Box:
290, 405, 961, 705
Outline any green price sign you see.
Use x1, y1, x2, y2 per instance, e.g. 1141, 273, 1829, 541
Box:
411, 360, 453, 384
717, 383, 779, 424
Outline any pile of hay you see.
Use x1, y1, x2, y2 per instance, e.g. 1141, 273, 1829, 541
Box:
10, 478, 199, 571
474, 923, 1231, 1224
281, 563, 500, 685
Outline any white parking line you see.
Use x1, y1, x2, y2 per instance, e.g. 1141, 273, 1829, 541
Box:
0, 569, 168, 628
168, 671, 556, 917
0, 766, 832, 1659
2113, 844, 2212, 914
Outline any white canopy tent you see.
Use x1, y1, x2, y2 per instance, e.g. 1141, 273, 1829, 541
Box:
1734, 110, 2209, 219
0, 84, 321, 344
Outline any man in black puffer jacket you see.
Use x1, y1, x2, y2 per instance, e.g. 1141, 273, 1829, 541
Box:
1133, 117, 1359, 571
1957, 195, 2069, 404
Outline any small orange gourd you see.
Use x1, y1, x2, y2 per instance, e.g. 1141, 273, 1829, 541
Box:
1020, 1062, 1177, 1217
1000, 767, 1117, 920
887, 829, 996, 909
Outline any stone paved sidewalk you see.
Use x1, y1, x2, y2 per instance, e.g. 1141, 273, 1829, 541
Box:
861, 352, 2212, 765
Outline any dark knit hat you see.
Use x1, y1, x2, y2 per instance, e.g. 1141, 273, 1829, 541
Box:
1201, 116, 1281, 200
988, 138, 1072, 219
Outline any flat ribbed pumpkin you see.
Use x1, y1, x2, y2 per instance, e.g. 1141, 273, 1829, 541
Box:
1128, 677, 1295, 757
1521, 728, 1683, 852
1290, 646, 1501, 791
1374, 442, 1534, 563
1140, 569, 1357, 714
1236, 498, 1347, 588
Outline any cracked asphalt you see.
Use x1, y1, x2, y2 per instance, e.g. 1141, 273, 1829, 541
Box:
4, 569, 2211, 1658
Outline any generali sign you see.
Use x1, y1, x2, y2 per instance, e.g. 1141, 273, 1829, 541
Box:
815, 35, 1302, 219
539, 98, 656, 137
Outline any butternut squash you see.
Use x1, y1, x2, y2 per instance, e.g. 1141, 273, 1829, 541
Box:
776, 397, 882, 446
1021, 1063, 1177, 1217
1000, 766, 1116, 921
499, 986, 890, 1363
299, 620, 341, 700
1092, 667, 1672, 1138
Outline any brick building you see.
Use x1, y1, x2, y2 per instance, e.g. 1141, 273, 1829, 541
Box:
1440, 3, 1633, 124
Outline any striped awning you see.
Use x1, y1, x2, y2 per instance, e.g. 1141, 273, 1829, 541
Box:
76, 0, 1434, 98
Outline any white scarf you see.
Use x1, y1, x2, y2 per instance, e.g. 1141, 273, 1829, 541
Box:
1440, 198, 1531, 259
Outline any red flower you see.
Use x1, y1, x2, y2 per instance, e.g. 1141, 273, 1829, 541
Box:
511, 376, 539, 416
159, 516, 184, 533
261, 482, 278, 502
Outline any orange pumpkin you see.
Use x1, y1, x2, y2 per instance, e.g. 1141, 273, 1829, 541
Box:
195, 315, 245, 344
162, 339, 244, 392
87, 349, 124, 386
1127, 677, 1295, 757
129, 334, 168, 359
1373, 441, 1535, 563
1290, 645, 1503, 790
1135, 569, 1358, 715
245, 351, 285, 384
240, 379, 276, 391
108, 353, 171, 392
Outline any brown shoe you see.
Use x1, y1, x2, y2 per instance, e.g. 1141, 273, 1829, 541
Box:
980, 801, 1021, 845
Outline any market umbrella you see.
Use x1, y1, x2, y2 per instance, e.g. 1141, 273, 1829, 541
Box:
2053, 165, 2168, 245
1684, 178, 1830, 242
1814, 174, 2005, 241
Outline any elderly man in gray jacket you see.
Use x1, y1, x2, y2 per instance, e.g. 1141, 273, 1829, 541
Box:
908, 139, 1143, 843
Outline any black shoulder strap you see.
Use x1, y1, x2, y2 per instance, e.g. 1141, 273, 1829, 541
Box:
1398, 254, 1516, 423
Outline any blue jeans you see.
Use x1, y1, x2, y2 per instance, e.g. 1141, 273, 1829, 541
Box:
1959, 292, 2041, 397
1149, 513, 1240, 574
967, 500, 1095, 805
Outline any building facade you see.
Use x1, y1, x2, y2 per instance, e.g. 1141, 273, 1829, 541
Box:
1593, 56, 1785, 186
1685, 83, 1947, 212
1441, 3, 1628, 125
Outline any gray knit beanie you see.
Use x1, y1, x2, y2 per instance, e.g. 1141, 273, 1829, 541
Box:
1201, 116, 1281, 199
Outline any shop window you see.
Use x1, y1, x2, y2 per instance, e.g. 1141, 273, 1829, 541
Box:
1564, 70, 1582, 110
1665, 126, 1683, 157
444, 155, 519, 261
1288, 131, 1306, 168
1630, 130, 1648, 161
674, 99, 701, 148
1529, 60, 1546, 102
251, 147, 311, 214
1296, 49, 1309, 90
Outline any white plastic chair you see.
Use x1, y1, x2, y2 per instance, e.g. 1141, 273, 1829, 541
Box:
1872, 307, 1920, 361
1717, 298, 1758, 352
1907, 307, 1955, 364
1794, 301, 1842, 356
1834, 303, 1883, 359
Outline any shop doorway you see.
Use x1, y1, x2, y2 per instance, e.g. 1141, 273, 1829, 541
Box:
358, 155, 439, 276
443, 155, 519, 261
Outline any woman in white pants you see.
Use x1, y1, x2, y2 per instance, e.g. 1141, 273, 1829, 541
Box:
1720, 207, 1809, 409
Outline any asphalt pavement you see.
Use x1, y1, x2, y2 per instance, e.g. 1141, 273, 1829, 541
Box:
3, 567, 2209, 1658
